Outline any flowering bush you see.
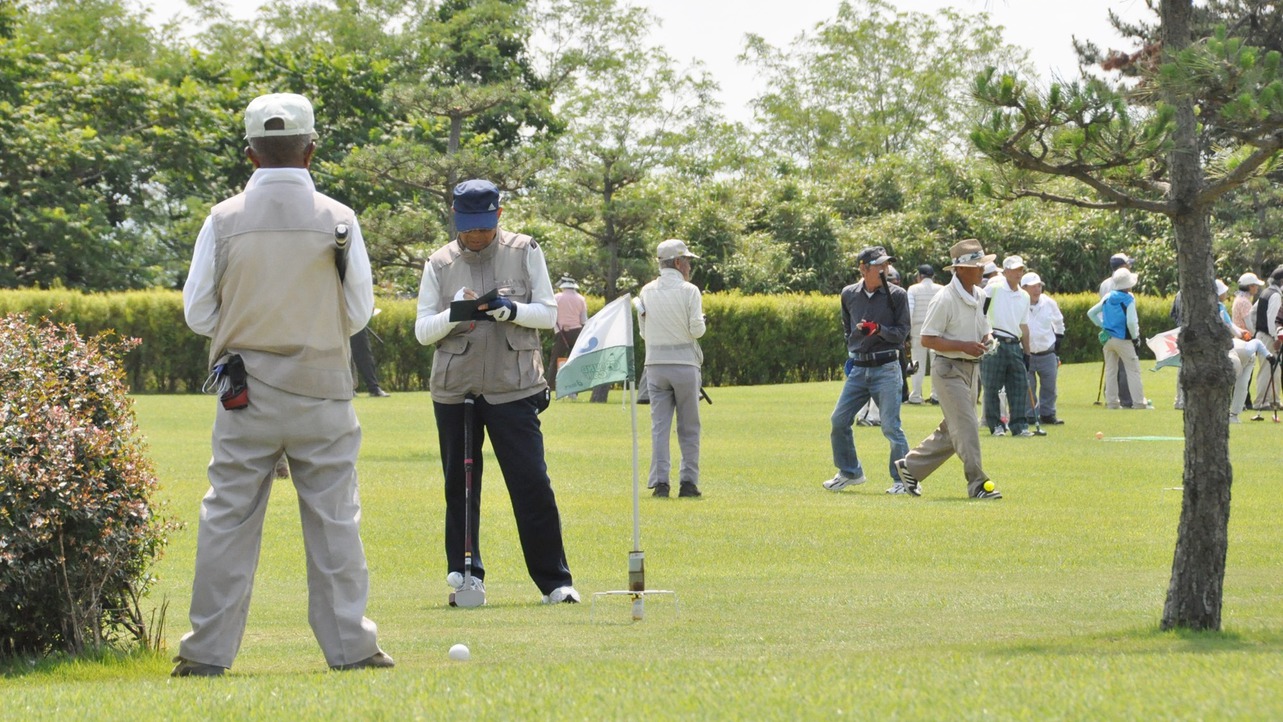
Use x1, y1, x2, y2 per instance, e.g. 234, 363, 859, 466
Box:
0, 314, 173, 657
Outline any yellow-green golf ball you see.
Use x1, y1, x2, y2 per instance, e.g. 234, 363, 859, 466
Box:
983, 481, 995, 493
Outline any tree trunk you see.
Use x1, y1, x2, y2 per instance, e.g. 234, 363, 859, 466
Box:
446, 112, 463, 239
1161, 0, 1236, 631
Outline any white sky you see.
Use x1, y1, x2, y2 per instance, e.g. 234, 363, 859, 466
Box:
142, 0, 1155, 122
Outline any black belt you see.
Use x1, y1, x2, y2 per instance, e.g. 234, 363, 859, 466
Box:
994, 335, 1021, 345
1031, 349, 1056, 357
849, 349, 900, 367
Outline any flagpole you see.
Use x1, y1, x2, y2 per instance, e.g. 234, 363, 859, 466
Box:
630, 376, 640, 552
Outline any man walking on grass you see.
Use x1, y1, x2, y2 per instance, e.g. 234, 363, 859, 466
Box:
822, 246, 911, 495
894, 239, 1004, 500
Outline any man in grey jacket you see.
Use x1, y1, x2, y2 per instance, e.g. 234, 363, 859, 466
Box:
415, 179, 578, 604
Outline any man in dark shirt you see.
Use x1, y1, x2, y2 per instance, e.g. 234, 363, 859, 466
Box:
822, 246, 912, 494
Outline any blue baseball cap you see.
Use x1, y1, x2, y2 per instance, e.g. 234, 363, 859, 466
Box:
452, 180, 501, 232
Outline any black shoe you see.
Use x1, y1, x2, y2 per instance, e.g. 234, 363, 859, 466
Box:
652, 483, 670, 498
369, 387, 391, 397
171, 657, 226, 677
678, 482, 702, 498
927, 398, 940, 405
1039, 415, 1065, 425
331, 651, 395, 671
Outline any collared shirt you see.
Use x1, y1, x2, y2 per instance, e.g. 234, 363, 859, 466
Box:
183, 167, 374, 337
920, 275, 991, 360
839, 280, 909, 355
1027, 294, 1065, 354
985, 281, 1030, 340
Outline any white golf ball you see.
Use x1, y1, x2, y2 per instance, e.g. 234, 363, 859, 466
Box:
448, 643, 470, 661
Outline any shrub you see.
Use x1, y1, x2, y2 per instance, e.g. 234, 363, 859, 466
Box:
0, 314, 174, 658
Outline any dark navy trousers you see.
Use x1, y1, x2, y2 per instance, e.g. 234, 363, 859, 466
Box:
434, 393, 572, 595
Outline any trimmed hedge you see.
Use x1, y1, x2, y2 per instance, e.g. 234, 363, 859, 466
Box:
0, 288, 1180, 392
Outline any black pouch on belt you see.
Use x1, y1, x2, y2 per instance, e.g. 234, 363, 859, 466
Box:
218, 354, 250, 410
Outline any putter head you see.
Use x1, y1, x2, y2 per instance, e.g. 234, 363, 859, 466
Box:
450, 588, 486, 608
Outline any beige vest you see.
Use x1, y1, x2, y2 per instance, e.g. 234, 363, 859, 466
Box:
428, 230, 546, 404
207, 179, 355, 400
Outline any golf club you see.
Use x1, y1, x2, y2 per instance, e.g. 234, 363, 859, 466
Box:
450, 394, 486, 608
1025, 370, 1047, 436
1093, 360, 1104, 406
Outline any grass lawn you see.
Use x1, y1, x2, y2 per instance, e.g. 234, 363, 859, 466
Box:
3, 362, 1282, 719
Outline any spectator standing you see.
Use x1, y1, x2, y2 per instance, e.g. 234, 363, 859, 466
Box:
638, 239, 707, 498
893, 239, 1003, 500
174, 93, 391, 676
822, 246, 911, 494
907, 264, 941, 405
1232, 273, 1262, 335
548, 276, 588, 394
1022, 272, 1065, 425
414, 179, 579, 604
1100, 253, 1136, 407
1252, 266, 1283, 410
351, 323, 390, 397
981, 256, 1034, 437
1088, 266, 1150, 409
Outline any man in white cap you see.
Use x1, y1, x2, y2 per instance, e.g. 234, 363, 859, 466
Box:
1088, 267, 1150, 409
548, 276, 588, 394
894, 239, 1003, 500
638, 239, 706, 498
1021, 272, 1065, 425
981, 255, 1035, 436
415, 178, 580, 605
176, 93, 391, 675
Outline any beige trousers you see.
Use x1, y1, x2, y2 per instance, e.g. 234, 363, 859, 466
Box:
1103, 337, 1146, 408
178, 377, 380, 669
901, 356, 989, 495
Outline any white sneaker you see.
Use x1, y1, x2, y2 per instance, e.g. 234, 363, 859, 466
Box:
446, 572, 485, 593
543, 585, 580, 604
885, 482, 909, 495
823, 473, 867, 491
991, 427, 1007, 437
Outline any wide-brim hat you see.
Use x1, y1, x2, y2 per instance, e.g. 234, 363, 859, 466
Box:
557, 277, 579, 290
944, 239, 995, 271
1111, 266, 1138, 291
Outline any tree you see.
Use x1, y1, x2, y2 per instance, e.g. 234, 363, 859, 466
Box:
742, 0, 1027, 170
534, 0, 724, 300
972, 0, 1283, 630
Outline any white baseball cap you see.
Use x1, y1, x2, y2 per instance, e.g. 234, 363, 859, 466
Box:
244, 93, 318, 140
1002, 255, 1026, 271
1020, 272, 1042, 288
1238, 272, 1263, 287
657, 239, 699, 261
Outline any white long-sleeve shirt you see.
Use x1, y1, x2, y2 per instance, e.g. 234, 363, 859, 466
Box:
183, 168, 374, 337
414, 235, 556, 346
1026, 294, 1065, 354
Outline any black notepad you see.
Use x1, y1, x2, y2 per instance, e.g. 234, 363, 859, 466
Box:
448, 288, 500, 322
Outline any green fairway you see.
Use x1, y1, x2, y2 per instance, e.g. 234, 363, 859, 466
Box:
4, 363, 1282, 719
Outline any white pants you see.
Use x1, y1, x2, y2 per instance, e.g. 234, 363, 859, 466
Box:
1103, 337, 1146, 408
